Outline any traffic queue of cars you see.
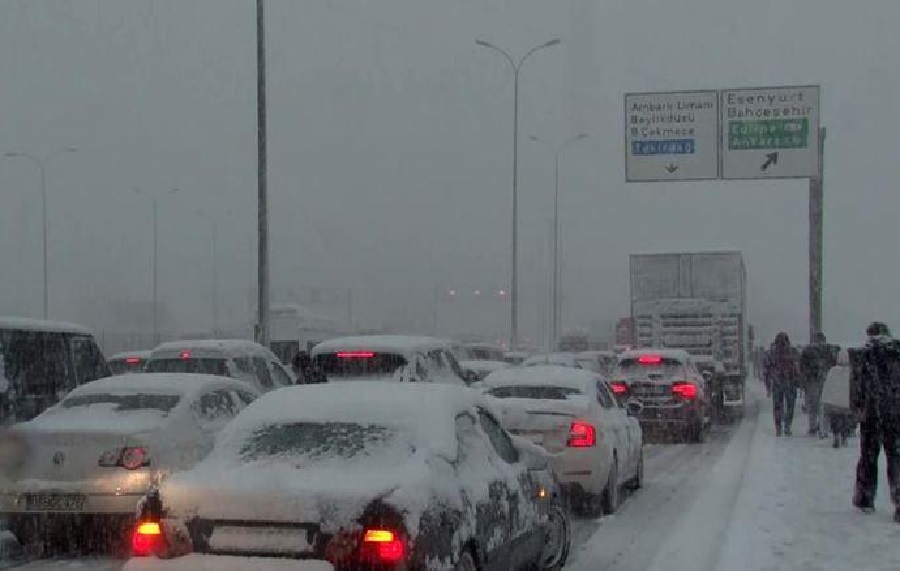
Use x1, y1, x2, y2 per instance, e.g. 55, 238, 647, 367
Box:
0, 318, 711, 569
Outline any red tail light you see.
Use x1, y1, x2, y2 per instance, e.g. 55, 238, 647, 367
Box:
125, 357, 143, 365
99, 447, 149, 470
638, 354, 662, 365
179, 350, 192, 359
672, 382, 698, 399
567, 420, 596, 448
361, 528, 406, 564
610, 381, 628, 395
131, 521, 162, 556
336, 351, 375, 359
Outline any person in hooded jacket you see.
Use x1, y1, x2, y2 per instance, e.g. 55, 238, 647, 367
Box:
766, 332, 801, 437
851, 322, 900, 523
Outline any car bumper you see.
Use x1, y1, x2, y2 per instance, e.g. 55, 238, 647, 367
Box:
0, 481, 148, 516
548, 448, 606, 495
636, 404, 702, 426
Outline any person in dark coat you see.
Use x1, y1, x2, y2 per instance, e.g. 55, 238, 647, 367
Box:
766, 332, 801, 437
801, 333, 839, 437
851, 322, 900, 523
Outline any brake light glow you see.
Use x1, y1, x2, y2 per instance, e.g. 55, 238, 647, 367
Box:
638, 355, 662, 365
99, 447, 149, 470
567, 420, 596, 448
179, 350, 191, 359
610, 381, 628, 395
672, 382, 698, 399
125, 357, 143, 365
336, 351, 375, 359
131, 521, 162, 556
362, 528, 406, 564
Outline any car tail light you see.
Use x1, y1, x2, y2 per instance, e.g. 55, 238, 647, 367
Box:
567, 420, 596, 448
132, 521, 162, 556
360, 528, 406, 564
179, 350, 192, 359
672, 382, 698, 400
336, 351, 375, 359
638, 354, 662, 365
610, 381, 628, 395
99, 447, 150, 470
125, 356, 143, 365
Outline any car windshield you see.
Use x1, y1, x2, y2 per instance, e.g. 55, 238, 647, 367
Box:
146, 358, 229, 376
618, 358, 684, 380
315, 352, 407, 380
488, 385, 581, 400
235, 421, 414, 466
61, 392, 181, 414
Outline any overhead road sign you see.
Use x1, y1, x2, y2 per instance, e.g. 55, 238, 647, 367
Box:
625, 90, 719, 182
720, 85, 820, 179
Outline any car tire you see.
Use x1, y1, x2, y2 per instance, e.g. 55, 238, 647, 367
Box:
688, 419, 705, 443
455, 548, 478, 571
630, 450, 644, 490
602, 457, 620, 515
539, 503, 571, 570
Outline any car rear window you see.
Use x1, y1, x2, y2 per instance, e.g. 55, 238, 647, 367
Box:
314, 352, 407, 380
488, 385, 582, 400
237, 421, 412, 464
618, 357, 684, 379
109, 359, 145, 375
146, 358, 229, 376
61, 392, 181, 414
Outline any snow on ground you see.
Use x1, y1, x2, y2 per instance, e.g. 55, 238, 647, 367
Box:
569, 380, 900, 571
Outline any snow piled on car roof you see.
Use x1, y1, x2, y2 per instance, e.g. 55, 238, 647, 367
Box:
483, 365, 596, 391
620, 348, 692, 361
311, 335, 450, 355
109, 349, 153, 360
151, 339, 274, 356
68, 373, 238, 396
0, 316, 91, 334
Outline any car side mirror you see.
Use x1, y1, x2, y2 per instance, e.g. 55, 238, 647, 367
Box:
511, 435, 549, 470
625, 399, 644, 417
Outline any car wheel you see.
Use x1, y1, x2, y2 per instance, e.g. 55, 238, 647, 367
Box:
602, 457, 620, 515
689, 419, 705, 443
455, 548, 478, 571
631, 450, 644, 490
539, 503, 571, 570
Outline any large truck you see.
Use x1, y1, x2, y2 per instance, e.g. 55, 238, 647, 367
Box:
629, 251, 748, 421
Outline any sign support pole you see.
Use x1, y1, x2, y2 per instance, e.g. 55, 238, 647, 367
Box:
809, 126, 825, 343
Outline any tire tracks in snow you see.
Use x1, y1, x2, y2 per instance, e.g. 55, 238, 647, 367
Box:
565, 416, 751, 571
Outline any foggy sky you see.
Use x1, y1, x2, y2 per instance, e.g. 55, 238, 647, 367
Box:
1, 0, 898, 348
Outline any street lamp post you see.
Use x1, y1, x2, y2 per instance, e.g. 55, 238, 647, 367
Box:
476, 38, 561, 350
134, 187, 179, 345
529, 133, 588, 350
3, 148, 78, 319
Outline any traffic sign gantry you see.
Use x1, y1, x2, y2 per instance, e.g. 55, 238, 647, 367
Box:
625, 90, 719, 182
720, 85, 820, 179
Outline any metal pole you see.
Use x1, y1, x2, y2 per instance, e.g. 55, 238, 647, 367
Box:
551, 152, 559, 351
212, 220, 219, 338
39, 163, 48, 319
256, 0, 270, 347
809, 127, 825, 343
152, 199, 159, 346
511, 68, 520, 350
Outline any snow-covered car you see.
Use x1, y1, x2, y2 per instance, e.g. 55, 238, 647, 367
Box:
0, 374, 260, 552
108, 351, 153, 375
129, 382, 571, 570
465, 342, 506, 362
575, 351, 618, 379
459, 360, 511, 385
523, 353, 584, 369
145, 340, 294, 393
503, 350, 531, 366
482, 366, 643, 516
611, 349, 709, 443
311, 335, 467, 385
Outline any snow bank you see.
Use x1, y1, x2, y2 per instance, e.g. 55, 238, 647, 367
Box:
123, 554, 332, 571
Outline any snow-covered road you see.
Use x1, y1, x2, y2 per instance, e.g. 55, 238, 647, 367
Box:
6, 383, 900, 570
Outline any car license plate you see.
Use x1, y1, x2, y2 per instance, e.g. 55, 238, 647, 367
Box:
24, 493, 86, 512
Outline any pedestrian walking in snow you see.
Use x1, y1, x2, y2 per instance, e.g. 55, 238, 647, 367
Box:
851, 322, 900, 523
801, 333, 839, 437
821, 349, 855, 448
766, 332, 801, 437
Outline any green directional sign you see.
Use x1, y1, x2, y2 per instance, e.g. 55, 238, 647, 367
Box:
728, 118, 809, 150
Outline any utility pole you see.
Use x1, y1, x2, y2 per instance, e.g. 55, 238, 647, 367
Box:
809, 127, 825, 343
256, 0, 270, 347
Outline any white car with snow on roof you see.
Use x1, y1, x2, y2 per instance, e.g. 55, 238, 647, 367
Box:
146, 340, 294, 393
0, 374, 260, 553
311, 335, 468, 385
130, 382, 571, 570
482, 366, 643, 516
610, 349, 709, 443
